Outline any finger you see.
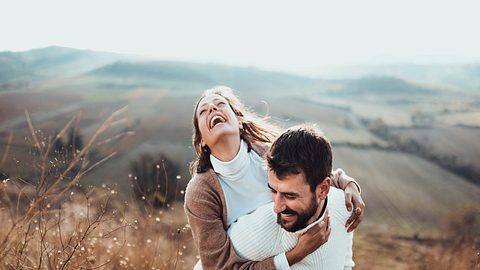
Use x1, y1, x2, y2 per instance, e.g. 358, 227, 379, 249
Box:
347, 214, 363, 232
324, 210, 330, 224
324, 226, 332, 242
345, 206, 363, 227
353, 196, 366, 213
345, 213, 356, 228
307, 221, 323, 235
355, 206, 363, 217
345, 192, 353, 211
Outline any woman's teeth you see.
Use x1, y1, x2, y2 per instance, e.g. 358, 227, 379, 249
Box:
210, 115, 225, 128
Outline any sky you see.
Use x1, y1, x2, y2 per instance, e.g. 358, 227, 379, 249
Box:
1, 0, 480, 75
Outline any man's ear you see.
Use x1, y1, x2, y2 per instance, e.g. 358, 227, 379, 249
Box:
315, 177, 331, 201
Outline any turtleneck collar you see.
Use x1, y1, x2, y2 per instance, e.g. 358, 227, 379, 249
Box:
210, 139, 250, 181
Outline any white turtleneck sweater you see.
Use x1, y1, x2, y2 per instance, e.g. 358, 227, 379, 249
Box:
210, 140, 273, 225
227, 187, 355, 270
209, 139, 290, 268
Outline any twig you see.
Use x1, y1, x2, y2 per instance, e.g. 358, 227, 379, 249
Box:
0, 132, 13, 167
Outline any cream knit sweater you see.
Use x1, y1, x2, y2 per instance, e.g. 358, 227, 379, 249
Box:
227, 187, 355, 270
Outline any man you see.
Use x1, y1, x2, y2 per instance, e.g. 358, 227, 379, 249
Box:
227, 125, 355, 270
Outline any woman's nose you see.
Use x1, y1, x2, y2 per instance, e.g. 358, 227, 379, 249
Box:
208, 103, 218, 113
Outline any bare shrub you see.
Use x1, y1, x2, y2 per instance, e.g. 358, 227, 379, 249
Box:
129, 153, 182, 208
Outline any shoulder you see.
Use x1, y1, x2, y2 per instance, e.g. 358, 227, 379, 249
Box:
251, 142, 271, 158
185, 170, 223, 208
328, 187, 352, 223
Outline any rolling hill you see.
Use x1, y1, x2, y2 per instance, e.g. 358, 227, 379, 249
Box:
1, 46, 479, 236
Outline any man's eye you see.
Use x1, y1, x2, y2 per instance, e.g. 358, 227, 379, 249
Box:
199, 109, 206, 115
284, 195, 296, 200
217, 101, 225, 106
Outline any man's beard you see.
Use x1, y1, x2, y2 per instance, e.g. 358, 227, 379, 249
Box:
277, 196, 318, 232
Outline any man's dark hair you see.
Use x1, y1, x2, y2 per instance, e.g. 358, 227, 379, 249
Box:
267, 125, 332, 192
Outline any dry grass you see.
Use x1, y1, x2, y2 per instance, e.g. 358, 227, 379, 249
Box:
1, 107, 479, 270
353, 231, 480, 270
0, 186, 196, 269
0, 108, 195, 269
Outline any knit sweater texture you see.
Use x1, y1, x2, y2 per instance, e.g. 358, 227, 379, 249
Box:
228, 187, 355, 270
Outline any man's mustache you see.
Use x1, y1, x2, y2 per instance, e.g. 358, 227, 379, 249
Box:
280, 207, 297, 215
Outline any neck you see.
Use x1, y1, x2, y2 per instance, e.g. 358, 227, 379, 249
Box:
306, 198, 327, 226
210, 136, 241, 162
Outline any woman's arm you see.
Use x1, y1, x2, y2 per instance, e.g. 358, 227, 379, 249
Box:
331, 168, 365, 232
185, 175, 328, 269
184, 175, 276, 270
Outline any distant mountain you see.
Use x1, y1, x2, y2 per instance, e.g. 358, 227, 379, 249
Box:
18, 46, 129, 77
0, 46, 128, 86
0, 51, 37, 82
0, 46, 447, 97
85, 61, 314, 91
318, 64, 480, 92
329, 76, 435, 96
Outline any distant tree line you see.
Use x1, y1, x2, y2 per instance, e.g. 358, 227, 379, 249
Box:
363, 118, 480, 186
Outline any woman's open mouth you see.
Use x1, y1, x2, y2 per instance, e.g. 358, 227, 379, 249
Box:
209, 115, 226, 129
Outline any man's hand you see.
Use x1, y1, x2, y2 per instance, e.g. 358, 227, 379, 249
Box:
286, 211, 331, 265
344, 182, 365, 232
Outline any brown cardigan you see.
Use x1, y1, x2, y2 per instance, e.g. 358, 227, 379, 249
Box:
184, 143, 356, 270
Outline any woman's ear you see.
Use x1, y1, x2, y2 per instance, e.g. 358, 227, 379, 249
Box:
316, 177, 331, 201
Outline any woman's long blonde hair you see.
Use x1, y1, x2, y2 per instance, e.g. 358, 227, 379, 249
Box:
190, 86, 280, 174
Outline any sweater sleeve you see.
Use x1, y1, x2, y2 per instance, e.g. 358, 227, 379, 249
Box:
330, 168, 361, 192
343, 231, 355, 270
184, 175, 276, 270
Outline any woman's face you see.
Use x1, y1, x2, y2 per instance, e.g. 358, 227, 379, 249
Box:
196, 94, 240, 149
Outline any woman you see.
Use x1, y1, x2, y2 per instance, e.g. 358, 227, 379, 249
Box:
185, 86, 365, 269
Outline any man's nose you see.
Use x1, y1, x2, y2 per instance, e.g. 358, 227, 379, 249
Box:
272, 194, 286, 214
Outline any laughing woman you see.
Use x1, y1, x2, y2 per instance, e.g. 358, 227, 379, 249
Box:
185, 86, 365, 270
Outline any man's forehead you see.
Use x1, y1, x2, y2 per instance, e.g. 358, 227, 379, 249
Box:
268, 170, 308, 191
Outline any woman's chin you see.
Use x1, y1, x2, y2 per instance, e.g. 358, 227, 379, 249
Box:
209, 126, 239, 140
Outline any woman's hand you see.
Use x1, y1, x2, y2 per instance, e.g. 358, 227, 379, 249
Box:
286, 211, 331, 265
344, 182, 365, 232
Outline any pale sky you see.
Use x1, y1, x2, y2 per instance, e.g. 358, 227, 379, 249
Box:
1, 0, 480, 75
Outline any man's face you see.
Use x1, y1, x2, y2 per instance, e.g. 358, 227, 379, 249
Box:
268, 169, 327, 232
